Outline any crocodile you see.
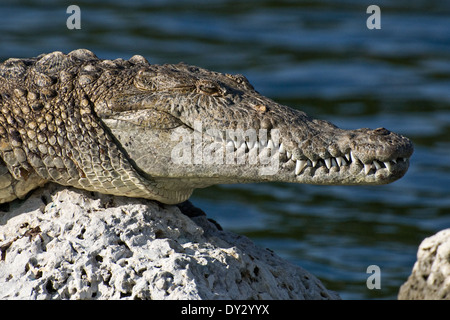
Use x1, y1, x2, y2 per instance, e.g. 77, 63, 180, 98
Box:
0, 49, 413, 206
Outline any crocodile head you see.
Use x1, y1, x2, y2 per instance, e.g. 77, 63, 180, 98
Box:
95, 57, 413, 204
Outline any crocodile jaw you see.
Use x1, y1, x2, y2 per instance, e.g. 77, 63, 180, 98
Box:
102, 110, 413, 191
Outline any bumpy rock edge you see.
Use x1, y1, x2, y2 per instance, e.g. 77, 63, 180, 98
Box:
0, 183, 340, 300
398, 229, 450, 300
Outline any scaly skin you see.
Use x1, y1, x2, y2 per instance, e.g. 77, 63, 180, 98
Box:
0, 49, 413, 205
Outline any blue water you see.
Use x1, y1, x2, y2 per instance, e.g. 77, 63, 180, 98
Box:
1, 0, 449, 299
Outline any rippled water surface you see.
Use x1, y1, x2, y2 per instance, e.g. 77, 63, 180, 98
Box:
1, 0, 449, 299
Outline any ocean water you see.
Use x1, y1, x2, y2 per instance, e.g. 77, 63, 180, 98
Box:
0, 0, 449, 299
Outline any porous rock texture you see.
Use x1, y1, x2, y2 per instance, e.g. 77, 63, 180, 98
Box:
0, 184, 339, 300
398, 229, 450, 300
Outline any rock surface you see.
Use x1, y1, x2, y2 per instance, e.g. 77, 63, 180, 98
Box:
0, 184, 340, 300
398, 229, 450, 300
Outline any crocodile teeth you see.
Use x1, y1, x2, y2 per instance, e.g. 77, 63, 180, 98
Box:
246, 140, 256, 150
267, 139, 275, 149
238, 143, 247, 152
259, 140, 266, 149
295, 160, 308, 175
324, 158, 331, 169
279, 143, 285, 154
350, 151, 358, 164
374, 160, 382, 170
286, 148, 409, 176
384, 161, 393, 172
272, 139, 280, 149
331, 158, 338, 167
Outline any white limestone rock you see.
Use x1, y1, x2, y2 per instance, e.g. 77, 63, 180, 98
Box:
0, 183, 340, 300
398, 229, 450, 300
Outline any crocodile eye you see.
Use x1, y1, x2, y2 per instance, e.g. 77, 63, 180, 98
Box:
196, 79, 224, 96
134, 69, 157, 91
199, 85, 219, 95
